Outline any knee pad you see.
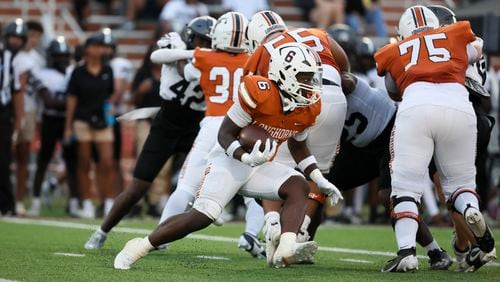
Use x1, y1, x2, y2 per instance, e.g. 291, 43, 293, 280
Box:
447, 188, 479, 213
390, 196, 421, 227
192, 198, 222, 221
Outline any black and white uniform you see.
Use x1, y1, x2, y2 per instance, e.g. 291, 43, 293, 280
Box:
0, 48, 21, 214
328, 76, 397, 190
133, 63, 205, 182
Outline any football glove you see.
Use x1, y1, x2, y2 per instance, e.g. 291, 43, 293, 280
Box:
241, 138, 277, 167
310, 169, 343, 206
156, 32, 186, 50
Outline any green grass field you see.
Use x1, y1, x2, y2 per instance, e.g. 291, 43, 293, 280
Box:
0, 217, 498, 281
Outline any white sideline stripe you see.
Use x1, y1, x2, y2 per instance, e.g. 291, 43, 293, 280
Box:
54, 252, 86, 257
196, 255, 231, 261
0, 279, 20, 282
340, 258, 373, 264
2, 217, 499, 267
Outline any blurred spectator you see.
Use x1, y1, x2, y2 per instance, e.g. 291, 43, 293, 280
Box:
0, 19, 25, 216
31, 37, 79, 217
159, 0, 209, 33
345, 0, 387, 37
64, 33, 116, 219
122, 0, 169, 31
311, 0, 345, 29
100, 28, 134, 198
222, 0, 269, 19
74, 0, 115, 29
294, 0, 315, 22
12, 20, 45, 216
132, 45, 171, 216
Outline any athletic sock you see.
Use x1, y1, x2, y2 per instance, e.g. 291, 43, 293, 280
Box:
243, 198, 264, 237
104, 198, 114, 217
394, 201, 419, 250
453, 192, 479, 215
159, 189, 194, 224
424, 240, 441, 252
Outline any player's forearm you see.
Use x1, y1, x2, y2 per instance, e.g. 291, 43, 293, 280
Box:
150, 49, 194, 64
288, 137, 318, 176
218, 116, 246, 161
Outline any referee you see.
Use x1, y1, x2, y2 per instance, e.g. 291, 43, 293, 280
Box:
0, 19, 26, 215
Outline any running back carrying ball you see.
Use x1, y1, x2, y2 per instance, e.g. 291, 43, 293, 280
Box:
238, 124, 272, 151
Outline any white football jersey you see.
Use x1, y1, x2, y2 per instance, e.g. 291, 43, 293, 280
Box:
12, 49, 46, 113
344, 76, 397, 147
34, 68, 68, 117
159, 63, 205, 112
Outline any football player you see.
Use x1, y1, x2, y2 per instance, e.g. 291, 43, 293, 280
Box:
84, 16, 211, 250
151, 12, 267, 258
427, 4, 496, 272
375, 5, 495, 272
331, 72, 453, 270
243, 10, 347, 262
113, 42, 341, 270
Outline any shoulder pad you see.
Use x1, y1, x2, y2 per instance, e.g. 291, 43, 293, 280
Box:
239, 75, 274, 109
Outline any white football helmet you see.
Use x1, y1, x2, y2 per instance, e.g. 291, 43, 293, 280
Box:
211, 12, 248, 53
245, 10, 287, 53
268, 42, 322, 108
398, 5, 439, 40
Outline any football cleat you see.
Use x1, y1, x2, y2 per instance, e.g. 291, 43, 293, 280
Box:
84, 229, 108, 250
427, 248, 453, 270
114, 237, 153, 270
457, 245, 497, 272
263, 219, 281, 266
237, 232, 266, 259
272, 241, 318, 268
464, 207, 496, 253
381, 248, 418, 272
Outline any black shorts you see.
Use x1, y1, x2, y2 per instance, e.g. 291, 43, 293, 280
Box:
328, 115, 395, 191
132, 106, 200, 183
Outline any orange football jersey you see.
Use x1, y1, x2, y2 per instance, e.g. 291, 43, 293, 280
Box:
238, 75, 321, 144
244, 28, 339, 76
374, 21, 476, 94
192, 47, 250, 116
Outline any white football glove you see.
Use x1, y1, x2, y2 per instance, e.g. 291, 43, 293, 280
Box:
241, 138, 277, 167
310, 169, 343, 207
156, 32, 186, 50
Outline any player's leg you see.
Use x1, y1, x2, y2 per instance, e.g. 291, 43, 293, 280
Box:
113, 153, 252, 269
241, 163, 317, 268
85, 113, 189, 249
237, 197, 265, 258
31, 115, 60, 216
434, 108, 496, 271
382, 107, 435, 272
94, 131, 116, 216
159, 117, 221, 223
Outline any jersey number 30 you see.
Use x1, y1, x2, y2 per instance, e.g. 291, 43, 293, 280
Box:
399, 33, 451, 71
209, 67, 243, 104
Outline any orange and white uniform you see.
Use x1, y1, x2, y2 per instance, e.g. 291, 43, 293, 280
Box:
374, 21, 480, 200
245, 28, 347, 173
191, 76, 321, 220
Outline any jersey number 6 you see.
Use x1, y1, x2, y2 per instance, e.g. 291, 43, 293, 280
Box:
399, 33, 451, 71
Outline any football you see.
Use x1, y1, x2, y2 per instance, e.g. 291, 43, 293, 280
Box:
238, 124, 272, 152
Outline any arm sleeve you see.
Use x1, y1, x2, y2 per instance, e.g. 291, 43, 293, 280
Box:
227, 103, 253, 128
150, 49, 194, 64
466, 38, 483, 64
384, 74, 399, 93
184, 62, 201, 82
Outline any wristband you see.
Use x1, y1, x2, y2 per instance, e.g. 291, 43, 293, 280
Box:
297, 155, 317, 173
226, 140, 242, 158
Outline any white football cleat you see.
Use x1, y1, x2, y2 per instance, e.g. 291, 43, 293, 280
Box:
84, 229, 108, 250
381, 248, 418, 272
263, 219, 281, 266
237, 232, 266, 259
272, 240, 318, 268
114, 237, 153, 270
